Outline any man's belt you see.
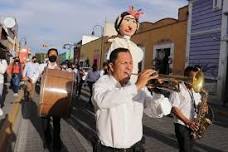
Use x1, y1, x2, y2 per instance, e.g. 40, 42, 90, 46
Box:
99, 139, 144, 152
100, 144, 133, 152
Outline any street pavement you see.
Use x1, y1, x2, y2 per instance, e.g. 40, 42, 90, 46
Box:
0, 84, 18, 127
1, 84, 228, 152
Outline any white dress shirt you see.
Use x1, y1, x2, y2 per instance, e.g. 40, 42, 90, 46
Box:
169, 82, 202, 126
23, 62, 40, 83
0, 59, 8, 84
39, 63, 47, 75
106, 36, 144, 83
92, 75, 171, 148
47, 62, 58, 70
85, 70, 100, 82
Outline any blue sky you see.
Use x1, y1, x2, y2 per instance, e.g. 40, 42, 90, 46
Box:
0, 0, 187, 54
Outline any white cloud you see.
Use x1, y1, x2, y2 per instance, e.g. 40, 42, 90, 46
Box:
0, 0, 188, 53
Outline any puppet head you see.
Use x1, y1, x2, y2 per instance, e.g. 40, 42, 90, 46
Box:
115, 6, 143, 37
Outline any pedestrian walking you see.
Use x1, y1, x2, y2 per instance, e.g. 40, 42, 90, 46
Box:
22, 56, 40, 100
40, 48, 63, 151
7, 57, 22, 96
85, 64, 100, 105
76, 67, 86, 97
99, 62, 109, 77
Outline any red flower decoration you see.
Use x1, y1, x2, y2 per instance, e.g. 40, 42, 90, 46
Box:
127, 6, 144, 19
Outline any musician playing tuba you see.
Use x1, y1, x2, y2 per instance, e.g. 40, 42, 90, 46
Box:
169, 66, 209, 152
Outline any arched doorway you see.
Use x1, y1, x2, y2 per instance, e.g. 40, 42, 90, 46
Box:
153, 41, 174, 75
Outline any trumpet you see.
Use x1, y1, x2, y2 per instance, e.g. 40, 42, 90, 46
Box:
146, 71, 205, 93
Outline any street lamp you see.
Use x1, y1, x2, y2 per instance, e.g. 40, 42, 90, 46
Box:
91, 25, 104, 68
63, 43, 76, 49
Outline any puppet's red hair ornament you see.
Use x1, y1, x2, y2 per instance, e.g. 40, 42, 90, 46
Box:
127, 6, 144, 20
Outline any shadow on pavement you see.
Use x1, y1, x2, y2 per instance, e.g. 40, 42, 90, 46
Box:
194, 142, 224, 152
66, 96, 97, 147
1, 84, 8, 108
143, 125, 178, 150
21, 100, 44, 143
0, 114, 16, 152
209, 104, 228, 128
21, 98, 69, 152
144, 124, 223, 152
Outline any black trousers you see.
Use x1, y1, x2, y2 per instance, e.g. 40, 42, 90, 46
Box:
42, 116, 61, 148
77, 79, 84, 96
94, 139, 144, 152
87, 81, 95, 103
174, 123, 194, 152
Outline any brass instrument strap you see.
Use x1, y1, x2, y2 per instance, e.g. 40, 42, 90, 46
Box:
188, 89, 198, 114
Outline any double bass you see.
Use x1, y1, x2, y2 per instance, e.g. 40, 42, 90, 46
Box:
39, 69, 75, 117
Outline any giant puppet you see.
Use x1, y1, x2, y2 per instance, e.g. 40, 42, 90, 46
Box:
107, 6, 144, 82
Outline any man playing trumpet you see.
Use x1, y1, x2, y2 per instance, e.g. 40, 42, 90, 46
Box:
92, 48, 171, 152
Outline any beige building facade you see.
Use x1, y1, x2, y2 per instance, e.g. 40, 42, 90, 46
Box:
80, 6, 188, 74
0, 16, 19, 62
132, 6, 188, 75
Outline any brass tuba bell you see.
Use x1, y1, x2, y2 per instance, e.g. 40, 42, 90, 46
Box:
192, 70, 204, 93
147, 70, 205, 93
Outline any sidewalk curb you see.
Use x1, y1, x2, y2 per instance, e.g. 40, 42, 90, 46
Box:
0, 92, 22, 152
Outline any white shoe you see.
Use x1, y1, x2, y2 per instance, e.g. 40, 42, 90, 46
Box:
14, 93, 18, 96
0, 108, 3, 116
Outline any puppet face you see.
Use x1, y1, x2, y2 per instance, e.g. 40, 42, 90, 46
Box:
119, 15, 138, 37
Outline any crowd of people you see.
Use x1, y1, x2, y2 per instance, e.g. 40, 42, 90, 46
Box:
0, 6, 209, 152
0, 51, 109, 112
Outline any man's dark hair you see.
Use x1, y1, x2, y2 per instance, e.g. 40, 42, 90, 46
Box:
194, 64, 202, 72
47, 48, 58, 56
109, 48, 130, 64
102, 61, 108, 67
32, 56, 36, 59
92, 63, 98, 71
184, 66, 198, 76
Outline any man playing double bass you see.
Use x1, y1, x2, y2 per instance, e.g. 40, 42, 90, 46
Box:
41, 48, 62, 151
